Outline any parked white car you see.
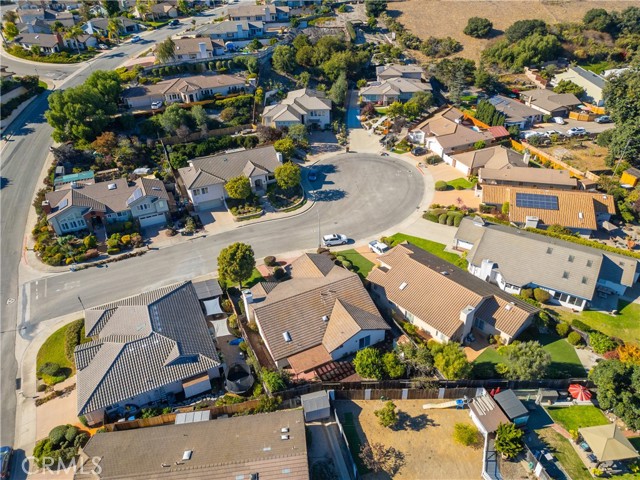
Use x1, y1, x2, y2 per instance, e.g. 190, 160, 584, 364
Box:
566, 127, 587, 137
369, 240, 389, 255
521, 131, 542, 140
552, 117, 566, 125
150, 101, 163, 110
543, 130, 562, 138
322, 234, 348, 247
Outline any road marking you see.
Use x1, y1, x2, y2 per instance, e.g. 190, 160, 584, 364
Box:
6, 298, 15, 304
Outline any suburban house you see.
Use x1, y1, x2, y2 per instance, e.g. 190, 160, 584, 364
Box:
202, 20, 265, 40
448, 145, 527, 176
225, 4, 290, 22
367, 243, 537, 345
360, 64, 431, 106
162, 37, 226, 62
178, 145, 282, 211
478, 166, 578, 190
244, 253, 390, 375
262, 88, 332, 129
43, 177, 171, 234
553, 66, 606, 107
75, 410, 309, 479
519, 88, 582, 117
65, 33, 98, 50
122, 74, 246, 109
135, 1, 178, 19
454, 216, 640, 311
487, 95, 543, 129
620, 167, 640, 188
376, 64, 423, 81
409, 107, 495, 158
74, 281, 221, 425
83, 17, 141, 36
14, 32, 63, 53
17, 7, 75, 27
272, 0, 322, 6
480, 185, 616, 234
15, 18, 53, 34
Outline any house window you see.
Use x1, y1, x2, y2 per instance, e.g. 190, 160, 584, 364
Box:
358, 335, 371, 349
137, 204, 149, 211
117, 211, 128, 217
405, 311, 414, 323
474, 318, 485, 331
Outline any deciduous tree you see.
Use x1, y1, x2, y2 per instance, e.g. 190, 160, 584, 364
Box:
274, 162, 301, 190
328, 71, 348, 106
3, 21, 19, 40
430, 342, 471, 380
359, 443, 404, 476
501, 341, 551, 380
217, 242, 256, 288
353, 347, 384, 379
382, 351, 405, 379
272, 45, 296, 74
274, 137, 296, 161
155, 36, 176, 63
224, 176, 252, 200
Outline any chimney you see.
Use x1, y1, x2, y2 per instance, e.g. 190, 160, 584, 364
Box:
41, 200, 51, 214
264, 6, 269, 20
242, 289, 254, 321
459, 305, 475, 338
198, 41, 207, 58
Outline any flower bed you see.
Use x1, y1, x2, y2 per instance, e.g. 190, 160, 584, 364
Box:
267, 185, 304, 211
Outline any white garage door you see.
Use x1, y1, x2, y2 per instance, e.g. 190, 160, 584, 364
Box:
139, 213, 166, 228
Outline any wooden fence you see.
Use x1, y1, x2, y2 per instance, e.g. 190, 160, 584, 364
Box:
569, 111, 597, 122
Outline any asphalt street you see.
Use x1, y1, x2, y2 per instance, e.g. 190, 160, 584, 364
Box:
0, 9, 224, 448
26, 153, 425, 323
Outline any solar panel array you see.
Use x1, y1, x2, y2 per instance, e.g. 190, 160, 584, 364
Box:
515, 192, 559, 210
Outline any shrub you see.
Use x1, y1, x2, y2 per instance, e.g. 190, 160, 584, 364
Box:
49, 425, 69, 446
83, 235, 97, 249
589, 332, 618, 354
38, 362, 61, 378
264, 256, 276, 266
221, 298, 233, 313
353, 347, 384, 379
37, 383, 47, 392
556, 322, 571, 337
438, 213, 448, 224
464, 17, 493, 38
453, 423, 482, 447
501, 202, 510, 215
382, 351, 405, 379
273, 266, 286, 280
228, 314, 238, 329
64, 319, 84, 361
435, 180, 448, 191
261, 368, 288, 392
521, 288, 533, 299
107, 247, 120, 255
64, 426, 79, 443
374, 401, 398, 428
567, 331, 583, 346
120, 234, 131, 247
341, 260, 353, 270
533, 288, 550, 304
571, 320, 593, 333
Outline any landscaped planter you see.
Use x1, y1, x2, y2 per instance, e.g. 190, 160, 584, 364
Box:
232, 209, 264, 222
273, 192, 306, 212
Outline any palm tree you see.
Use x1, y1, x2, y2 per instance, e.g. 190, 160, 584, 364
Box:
135, 0, 149, 20
64, 25, 85, 54
107, 17, 122, 44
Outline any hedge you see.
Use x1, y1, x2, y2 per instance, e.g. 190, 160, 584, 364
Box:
567, 331, 583, 346
435, 180, 448, 191
0, 87, 44, 120
556, 322, 571, 337
64, 319, 84, 362
571, 319, 593, 333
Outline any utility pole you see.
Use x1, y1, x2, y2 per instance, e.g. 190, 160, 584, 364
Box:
317, 209, 321, 249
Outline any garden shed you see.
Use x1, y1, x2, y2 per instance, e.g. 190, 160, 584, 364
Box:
494, 389, 529, 427
301, 390, 331, 422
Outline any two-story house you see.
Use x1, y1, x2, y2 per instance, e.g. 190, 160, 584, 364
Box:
359, 63, 431, 105
262, 88, 332, 129
178, 145, 282, 211
43, 177, 171, 234
201, 20, 265, 40
225, 4, 290, 22
169, 37, 226, 62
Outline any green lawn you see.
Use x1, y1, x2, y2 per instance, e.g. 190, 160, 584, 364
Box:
341, 412, 368, 474
446, 177, 476, 190
37, 323, 75, 373
339, 249, 375, 279
220, 269, 265, 289
537, 428, 591, 480
388, 233, 467, 269
473, 330, 585, 379
553, 300, 640, 345
580, 60, 616, 75
546, 406, 609, 433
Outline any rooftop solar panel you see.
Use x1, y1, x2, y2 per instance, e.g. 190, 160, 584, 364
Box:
515, 192, 559, 210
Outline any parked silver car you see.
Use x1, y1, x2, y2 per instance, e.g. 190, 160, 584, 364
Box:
322, 234, 348, 247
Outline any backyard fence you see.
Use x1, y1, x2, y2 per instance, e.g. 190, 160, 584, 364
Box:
334, 410, 360, 480
524, 443, 558, 480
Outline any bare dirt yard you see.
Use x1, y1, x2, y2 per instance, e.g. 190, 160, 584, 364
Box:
539, 139, 610, 172
388, 0, 640, 63
335, 399, 483, 479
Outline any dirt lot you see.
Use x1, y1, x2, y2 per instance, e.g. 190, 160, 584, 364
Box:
389, 0, 640, 63
335, 399, 483, 479
538, 139, 609, 172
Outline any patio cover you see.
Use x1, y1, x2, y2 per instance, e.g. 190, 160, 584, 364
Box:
203, 298, 224, 316
602, 221, 618, 232
579, 424, 639, 462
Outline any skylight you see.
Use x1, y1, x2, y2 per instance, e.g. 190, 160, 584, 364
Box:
399, 282, 407, 290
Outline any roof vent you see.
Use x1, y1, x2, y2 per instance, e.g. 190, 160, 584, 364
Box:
262, 446, 271, 452
399, 282, 407, 290
281, 434, 290, 440
107, 183, 117, 190
283, 331, 292, 342
440, 271, 449, 276
152, 186, 161, 191
505, 304, 512, 311
182, 450, 192, 461
322, 315, 329, 322
161, 463, 170, 468
578, 212, 584, 219
281, 427, 289, 433
70, 181, 79, 189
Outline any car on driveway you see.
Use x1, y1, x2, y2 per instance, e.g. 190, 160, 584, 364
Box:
369, 240, 389, 255
98, 43, 109, 49
131, 35, 142, 43
551, 116, 566, 124
411, 147, 426, 156
308, 168, 318, 182
1, 446, 12, 479
521, 131, 542, 140
170, 19, 180, 26
150, 100, 163, 109
322, 234, 348, 247
595, 115, 612, 124
566, 127, 587, 137
543, 130, 562, 138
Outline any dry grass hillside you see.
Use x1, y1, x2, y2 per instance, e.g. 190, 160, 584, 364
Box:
388, 0, 639, 62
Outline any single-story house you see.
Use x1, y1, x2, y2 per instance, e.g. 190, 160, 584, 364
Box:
164, 37, 226, 62
376, 64, 423, 81
178, 145, 282, 211
245, 253, 390, 374
225, 4, 290, 22
454, 216, 640, 311
367, 243, 537, 345
478, 166, 578, 190
409, 107, 495, 158
493, 390, 529, 427
15, 32, 63, 53
262, 88, 332, 129
75, 409, 309, 479
487, 95, 543, 129
620, 167, 640, 188
43, 176, 171, 234
75, 281, 221, 425
202, 20, 265, 40
469, 392, 510, 435
16, 18, 55, 34
135, 1, 178, 19
17, 7, 75, 28
520, 88, 582, 117
272, 0, 322, 6
360, 77, 432, 106
449, 145, 527, 176
553, 66, 606, 107
480, 185, 616, 235
83, 17, 141, 36
65, 33, 98, 50
122, 74, 246, 109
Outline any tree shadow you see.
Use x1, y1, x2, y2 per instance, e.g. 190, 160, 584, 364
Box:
393, 412, 437, 432
310, 189, 347, 202
0, 176, 10, 189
